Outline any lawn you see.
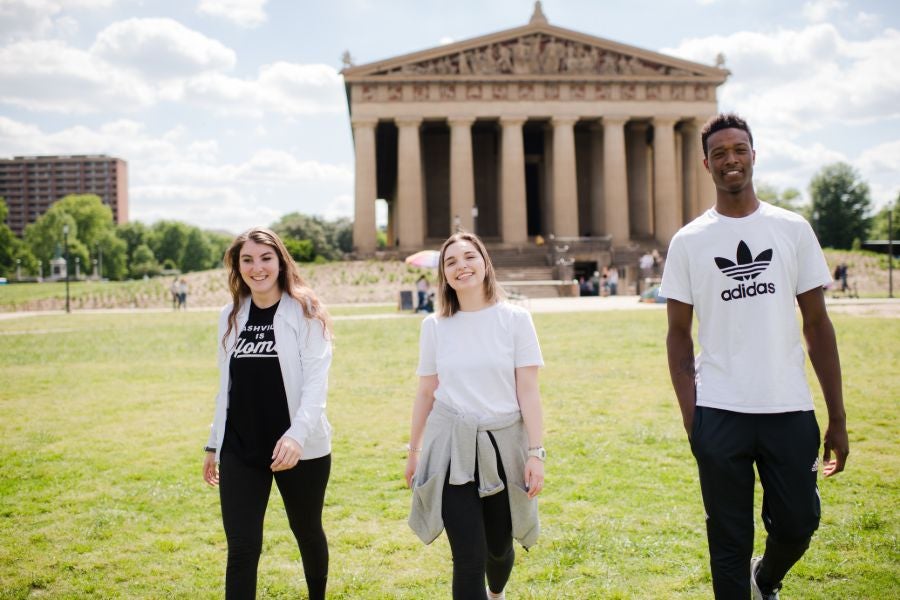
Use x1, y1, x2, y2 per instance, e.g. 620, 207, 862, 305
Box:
0, 309, 897, 598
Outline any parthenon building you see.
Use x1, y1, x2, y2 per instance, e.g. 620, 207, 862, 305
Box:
342, 3, 728, 261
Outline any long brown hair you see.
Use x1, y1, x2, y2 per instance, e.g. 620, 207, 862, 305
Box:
437, 231, 504, 317
221, 227, 332, 349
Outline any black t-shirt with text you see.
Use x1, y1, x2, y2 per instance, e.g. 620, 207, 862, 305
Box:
223, 300, 291, 467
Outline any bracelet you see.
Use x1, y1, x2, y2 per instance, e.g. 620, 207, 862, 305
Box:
204, 446, 216, 453
406, 444, 422, 454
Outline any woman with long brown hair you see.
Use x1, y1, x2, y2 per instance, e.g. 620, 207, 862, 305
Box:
202, 227, 333, 599
405, 232, 546, 599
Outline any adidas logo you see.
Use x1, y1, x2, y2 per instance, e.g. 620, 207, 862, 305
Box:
715, 241, 776, 302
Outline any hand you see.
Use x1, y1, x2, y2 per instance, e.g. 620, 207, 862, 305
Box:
823, 419, 849, 477
524, 456, 544, 499
271, 436, 303, 472
203, 452, 219, 487
404, 452, 419, 488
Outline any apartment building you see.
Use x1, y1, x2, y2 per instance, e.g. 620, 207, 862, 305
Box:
0, 155, 128, 236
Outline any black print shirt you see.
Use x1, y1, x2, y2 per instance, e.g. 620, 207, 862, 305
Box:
223, 301, 291, 467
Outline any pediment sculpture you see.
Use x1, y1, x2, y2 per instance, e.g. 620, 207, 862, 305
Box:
372, 34, 698, 78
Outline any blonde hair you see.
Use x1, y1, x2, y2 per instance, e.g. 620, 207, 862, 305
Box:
437, 231, 503, 317
222, 227, 332, 349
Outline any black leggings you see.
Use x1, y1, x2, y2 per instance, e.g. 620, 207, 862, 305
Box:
219, 452, 330, 600
442, 436, 515, 599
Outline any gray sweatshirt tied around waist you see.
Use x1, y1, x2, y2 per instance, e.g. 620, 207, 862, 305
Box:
408, 400, 540, 549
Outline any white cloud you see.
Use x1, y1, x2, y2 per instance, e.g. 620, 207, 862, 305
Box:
0, 0, 118, 41
664, 24, 900, 132
439, 36, 454, 45
91, 18, 236, 79
0, 0, 61, 41
0, 17, 342, 116
803, 0, 846, 23
321, 194, 354, 220
197, 0, 268, 28
0, 40, 155, 112
0, 116, 353, 230
182, 62, 346, 116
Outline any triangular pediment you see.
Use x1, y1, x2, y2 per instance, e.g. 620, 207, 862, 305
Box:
342, 22, 727, 82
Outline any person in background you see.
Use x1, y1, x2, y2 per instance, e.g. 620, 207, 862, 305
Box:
416, 274, 430, 312
607, 266, 619, 296
661, 113, 848, 599
405, 232, 546, 600
202, 227, 333, 600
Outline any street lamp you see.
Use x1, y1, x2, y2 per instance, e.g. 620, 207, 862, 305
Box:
63, 224, 70, 313
16, 258, 21, 281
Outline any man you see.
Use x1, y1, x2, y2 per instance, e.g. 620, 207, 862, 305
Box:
659, 113, 849, 599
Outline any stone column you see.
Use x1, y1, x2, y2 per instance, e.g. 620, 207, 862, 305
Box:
351, 117, 378, 254
681, 120, 700, 222
696, 117, 717, 214
396, 117, 424, 250
653, 116, 680, 245
499, 116, 528, 245
602, 116, 630, 246
627, 121, 652, 237
448, 116, 476, 233
551, 116, 579, 237
589, 121, 604, 236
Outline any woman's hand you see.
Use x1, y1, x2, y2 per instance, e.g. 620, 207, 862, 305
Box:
203, 452, 219, 487
404, 451, 419, 488
271, 436, 303, 472
524, 456, 544, 499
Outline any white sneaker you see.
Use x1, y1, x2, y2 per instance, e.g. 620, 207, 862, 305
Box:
486, 586, 506, 600
750, 556, 780, 600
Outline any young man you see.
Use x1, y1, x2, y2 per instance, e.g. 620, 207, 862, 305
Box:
659, 113, 849, 599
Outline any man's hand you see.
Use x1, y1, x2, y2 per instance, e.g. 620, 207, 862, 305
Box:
823, 419, 849, 477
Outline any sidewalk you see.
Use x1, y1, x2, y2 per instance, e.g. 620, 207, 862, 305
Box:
4, 295, 897, 321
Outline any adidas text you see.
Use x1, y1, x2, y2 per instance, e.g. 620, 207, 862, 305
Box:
720, 281, 776, 301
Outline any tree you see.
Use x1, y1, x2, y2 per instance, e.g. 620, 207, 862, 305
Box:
148, 221, 190, 270
182, 227, 212, 272
23, 194, 128, 279
205, 230, 232, 269
809, 162, 872, 249
0, 198, 35, 278
868, 194, 900, 241
283, 238, 315, 262
116, 221, 150, 265
271, 213, 351, 261
756, 182, 805, 216
130, 243, 161, 278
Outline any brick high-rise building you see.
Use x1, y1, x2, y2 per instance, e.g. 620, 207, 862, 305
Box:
0, 155, 129, 236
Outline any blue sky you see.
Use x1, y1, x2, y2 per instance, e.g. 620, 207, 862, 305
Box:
1, 0, 898, 234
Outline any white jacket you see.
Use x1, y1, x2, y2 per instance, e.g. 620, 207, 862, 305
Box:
207, 292, 333, 462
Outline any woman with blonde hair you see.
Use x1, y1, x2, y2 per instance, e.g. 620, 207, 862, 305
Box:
405, 232, 546, 599
202, 227, 333, 599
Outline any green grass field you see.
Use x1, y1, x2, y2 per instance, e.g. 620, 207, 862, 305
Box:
0, 310, 897, 599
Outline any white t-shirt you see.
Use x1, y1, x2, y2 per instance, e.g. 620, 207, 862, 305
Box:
659, 202, 832, 413
416, 302, 544, 418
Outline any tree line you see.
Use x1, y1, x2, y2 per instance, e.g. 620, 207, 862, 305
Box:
1, 161, 897, 280
0, 194, 353, 280
758, 162, 898, 249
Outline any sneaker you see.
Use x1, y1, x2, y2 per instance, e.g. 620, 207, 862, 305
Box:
486, 586, 506, 600
750, 556, 780, 600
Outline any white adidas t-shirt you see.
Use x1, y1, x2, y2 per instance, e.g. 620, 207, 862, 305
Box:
659, 202, 832, 413
416, 302, 544, 418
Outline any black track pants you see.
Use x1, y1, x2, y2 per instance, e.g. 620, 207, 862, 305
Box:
219, 452, 330, 600
690, 406, 821, 598
441, 435, 515, 600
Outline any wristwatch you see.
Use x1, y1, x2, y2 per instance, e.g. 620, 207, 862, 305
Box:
527, 446, 546, 461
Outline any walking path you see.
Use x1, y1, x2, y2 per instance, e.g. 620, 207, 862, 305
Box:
2, 296, 898, 321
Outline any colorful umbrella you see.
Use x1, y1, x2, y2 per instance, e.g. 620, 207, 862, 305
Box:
404, 249, 440, 269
